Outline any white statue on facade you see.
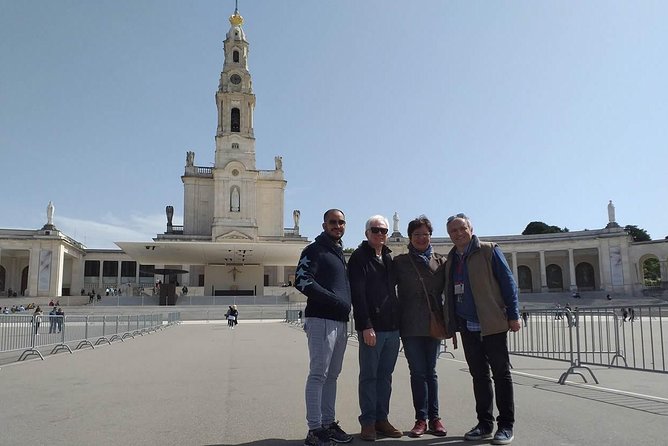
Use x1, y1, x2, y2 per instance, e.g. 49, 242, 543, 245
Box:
275, 155, 283, 171
186, 151, 195, 167
393, 212, 399, 233
46, 201, 54, 226
293, 209, 300, 230
607, 200, 616, 223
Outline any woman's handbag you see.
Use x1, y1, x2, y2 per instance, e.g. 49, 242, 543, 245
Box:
408, 255, 449, 340
428, 309, 448, 340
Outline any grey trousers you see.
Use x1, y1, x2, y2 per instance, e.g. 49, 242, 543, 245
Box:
304, 317, 348, 431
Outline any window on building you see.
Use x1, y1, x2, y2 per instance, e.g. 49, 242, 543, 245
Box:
84, 260, 100, 277
232, 143, 239, 150
231, 107, 240, 132
198, 274, 205, 286
103, 261, 118, 278
121, 261, 137, 278
139, 265, 154, 278
233, 50, 239, 63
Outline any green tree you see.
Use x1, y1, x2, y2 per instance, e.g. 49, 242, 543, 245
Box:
522, 221, 568, 235
642, 258, 661, 286
624, 225, 651, 242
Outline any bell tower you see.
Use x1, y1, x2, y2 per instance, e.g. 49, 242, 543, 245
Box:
215, 7, 256, 169
211, 7, 260, 240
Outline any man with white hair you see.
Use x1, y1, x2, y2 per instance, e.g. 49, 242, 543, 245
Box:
348, 215, 402, 441
444, 213, 520, 445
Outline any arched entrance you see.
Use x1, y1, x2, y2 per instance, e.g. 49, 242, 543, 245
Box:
546, 264, 563, 291
518, 265, 532, 292
575, 262, 596, 290
21, 266, 29, 296
641, 257, 661, 286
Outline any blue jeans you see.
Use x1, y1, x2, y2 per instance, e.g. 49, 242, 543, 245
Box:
304, 317, 348, 431
401, 336, 441, 420
358, 330, 400, 425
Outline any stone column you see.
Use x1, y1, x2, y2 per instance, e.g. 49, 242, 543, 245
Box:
116, 260, 122, 289
568, 248, 577, 292
98, 262, 103, 293
511, 252, 518, 284
26, 246, 41, 297
597, 244, 610, 291
660, 259, 668, 288
182, 264, 190, 287
539, 250, 548, 292
70, 256, 84, 296
47, 244, 65, 297
276, 265, 285, 286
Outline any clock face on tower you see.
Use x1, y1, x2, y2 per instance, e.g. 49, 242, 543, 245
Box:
230, 74, 242, 85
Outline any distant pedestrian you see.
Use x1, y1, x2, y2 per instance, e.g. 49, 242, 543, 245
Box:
56, 307, 65, 332
521, 307, 529, 327
628, 307, 635, 322
621, 308, 629, 322
48, 307, 58, 333
33, 306, 43, 335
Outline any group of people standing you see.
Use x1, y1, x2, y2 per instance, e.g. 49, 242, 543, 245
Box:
296, 209, 520, 446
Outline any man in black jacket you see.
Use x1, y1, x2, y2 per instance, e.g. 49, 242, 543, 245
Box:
349, 215, 402, 441
296, 209, 353, 446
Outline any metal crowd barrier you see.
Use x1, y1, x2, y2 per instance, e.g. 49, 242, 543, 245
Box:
283, 302, 455, 358
0, 312, 181, 362
509, 304, 667, 384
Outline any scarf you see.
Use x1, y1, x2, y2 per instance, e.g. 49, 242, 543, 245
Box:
408, 243, 433, 266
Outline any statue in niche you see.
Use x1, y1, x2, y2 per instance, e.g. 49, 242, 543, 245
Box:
393, 212, 399, 233
607, 200, 616, 223
230, 186, 240, 212
186, 151, 195, 167
46, 201, 55, 226
274, 155, 283, 171
166, 206, 174, 226
293, 209, 300, 230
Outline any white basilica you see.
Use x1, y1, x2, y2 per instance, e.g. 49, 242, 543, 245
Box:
0, 8, 666, 300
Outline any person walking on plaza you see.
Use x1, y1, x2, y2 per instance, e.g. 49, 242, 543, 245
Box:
33, 306, 43, 335
56, 307, 65, 332
348, 215, 402, 441
444, 213, 520, 445
48, 307, 58, 333
296, 209, 353, 446
520, 307, 529, 328
393, 215, 448, 438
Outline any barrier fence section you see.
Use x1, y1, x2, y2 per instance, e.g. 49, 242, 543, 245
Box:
508, 304, 667, 384
0, 312, 181, 361
282, 301, 455, 358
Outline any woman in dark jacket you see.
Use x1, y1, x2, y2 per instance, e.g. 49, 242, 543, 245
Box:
393, 216, 447, 438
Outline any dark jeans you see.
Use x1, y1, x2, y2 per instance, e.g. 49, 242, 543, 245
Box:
401, 336, 441, 421
358, 330, 400, 425
459, 325, 515, 430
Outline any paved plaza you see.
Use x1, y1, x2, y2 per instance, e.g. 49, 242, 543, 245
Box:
1, 320, 667, 445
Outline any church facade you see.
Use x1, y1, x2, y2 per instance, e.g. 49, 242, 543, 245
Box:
1, 8, 667, 299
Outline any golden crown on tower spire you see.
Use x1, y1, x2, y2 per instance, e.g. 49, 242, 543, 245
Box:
229, 10, 244, 27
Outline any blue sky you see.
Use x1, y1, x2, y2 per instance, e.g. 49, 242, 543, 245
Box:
1, 1, 666, 248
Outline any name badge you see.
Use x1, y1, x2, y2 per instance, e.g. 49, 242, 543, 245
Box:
454, 283, 464, 295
